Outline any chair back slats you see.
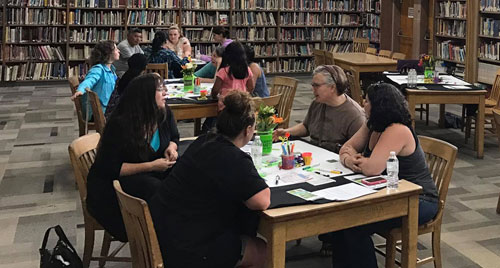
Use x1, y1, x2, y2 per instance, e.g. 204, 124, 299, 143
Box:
489, 69, 500, 104
345, 68, 364, 106
146, 63, 169, 80
70, 76, 96, 136
113, 181, 163, 268
252, 93, 282, 109
324, 51, 335, 65
494, 109, 500, 151
366, 47, 377, 55
352, 38, 369, 53
270, 77, 299, 129
378, 50, 392, 58
313, 49, 326, 67
86, 88, 106, 135
391, 52, 406, 60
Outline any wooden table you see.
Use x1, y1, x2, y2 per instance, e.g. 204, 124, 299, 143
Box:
169, 102, 217, 135
258, 180, 422, 268
333, 53, 398, 82
406, 89, 487, 159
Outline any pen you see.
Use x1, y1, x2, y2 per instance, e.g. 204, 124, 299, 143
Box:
275, 175, 280, 185
302, 163, 320, 170
315, 171, 330, 178
318, 168, 343, 174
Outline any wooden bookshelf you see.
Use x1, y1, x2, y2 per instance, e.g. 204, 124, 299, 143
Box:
475, 0, 500, 84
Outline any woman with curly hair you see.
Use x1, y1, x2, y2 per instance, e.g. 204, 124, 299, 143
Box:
143, 31, 187, 78
330, 83, 439, 268
71, 40, 120, 120
86, 73, 180, 242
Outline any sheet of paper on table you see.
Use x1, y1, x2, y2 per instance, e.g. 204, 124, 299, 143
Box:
164, 83, 213, 99
386, 75, 471, 86
312, 183, 376, 201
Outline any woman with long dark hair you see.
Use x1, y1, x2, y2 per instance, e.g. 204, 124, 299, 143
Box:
150, 91, 269, 268
86, 73, 180, 242
143, 31, 187, 78
331, 83, 439, 267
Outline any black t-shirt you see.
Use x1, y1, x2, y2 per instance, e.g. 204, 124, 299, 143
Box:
149, 134, 268, 267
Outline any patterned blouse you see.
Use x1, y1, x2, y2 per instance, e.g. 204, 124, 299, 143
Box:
143, 47, 187, 79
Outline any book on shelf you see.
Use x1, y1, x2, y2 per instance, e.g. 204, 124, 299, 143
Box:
70, 0, 120, 8
4, 62, 66, 81
436, 40, 466, 63
438, 0, 466, 19
437, 19, 466, 37
219, 13, 228, 25
7, 0, 66, 7
480, 17, 500, 37
480, 0, 500, 12
280, 0, 322, 11
182, 0, 230, 9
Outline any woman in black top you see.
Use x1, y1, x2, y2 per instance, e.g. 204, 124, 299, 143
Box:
86, 73, 179, 242
149, 91, 270, 268
330, 83, 439, 267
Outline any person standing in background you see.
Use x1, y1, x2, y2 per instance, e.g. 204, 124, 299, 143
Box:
114, 28, 144, 77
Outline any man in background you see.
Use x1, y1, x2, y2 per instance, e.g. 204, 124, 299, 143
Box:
114, 28, 144, 77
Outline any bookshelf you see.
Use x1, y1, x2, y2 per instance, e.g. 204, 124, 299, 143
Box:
1, 0, 389, 82
475, 0, 500, 84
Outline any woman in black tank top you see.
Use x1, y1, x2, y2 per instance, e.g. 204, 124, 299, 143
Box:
329, 83, 438, 268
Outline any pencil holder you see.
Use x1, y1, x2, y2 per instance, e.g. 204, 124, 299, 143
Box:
281, 154, 295, 170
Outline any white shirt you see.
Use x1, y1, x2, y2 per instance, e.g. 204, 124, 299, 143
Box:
114, 39, 144, 77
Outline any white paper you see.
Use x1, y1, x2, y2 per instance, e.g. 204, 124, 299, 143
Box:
307, 174, 336, 186
386, 74, 471, 86
312, 183, 376, 201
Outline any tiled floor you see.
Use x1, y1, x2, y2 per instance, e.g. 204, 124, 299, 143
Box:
0, 77, 499, 268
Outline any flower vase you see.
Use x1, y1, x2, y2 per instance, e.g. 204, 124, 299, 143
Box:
257, 130, 273, 155
424, 67, 434, 84
183, 73, 194, 92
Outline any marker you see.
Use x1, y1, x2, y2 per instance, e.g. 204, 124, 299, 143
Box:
302, 164, 320, 170
318, 168, 343, 174
314, 171, 330, 178
275, 175, 280, 185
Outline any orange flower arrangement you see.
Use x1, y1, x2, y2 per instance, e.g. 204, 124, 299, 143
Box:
256, 105, 282, 132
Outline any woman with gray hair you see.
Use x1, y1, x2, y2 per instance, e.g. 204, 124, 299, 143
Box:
273, 65, 365, 153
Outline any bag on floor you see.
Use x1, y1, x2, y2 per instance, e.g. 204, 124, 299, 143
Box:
40, 225, 83, 268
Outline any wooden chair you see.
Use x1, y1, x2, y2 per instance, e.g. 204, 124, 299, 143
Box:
68, 134, 131, 268
366, 47, 377, 55
313, 49, 326, 67
113, 180, 164, 268
494, 109, 500, 214
146, 63, 169, 80
392, 52, 406, 60
324, 50, 335, 65
69, 76, 96, 136
252, 93, 283, 110
345, 68, 364, 106
352, 38, 369, 53
375, 136, 458, 268
270, 77, 299, 129
85, 88, 106, 135
378, 50, 392, 58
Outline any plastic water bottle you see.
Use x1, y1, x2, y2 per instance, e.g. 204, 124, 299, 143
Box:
251, 136, 263, 170
408, 69, 417, 88
386, 151, 399, 191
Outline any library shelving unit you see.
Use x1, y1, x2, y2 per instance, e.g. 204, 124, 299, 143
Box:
476, 0, 500, 84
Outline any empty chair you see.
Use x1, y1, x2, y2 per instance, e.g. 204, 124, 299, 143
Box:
113, 180, 164, 268
324, 50, 335, 65
252, 93, 282, 110
68, 133, 130, 268
378, 50, 392, 58
352, 38, 369, 53
392, 52, 406, 60
345, 68, 364, 106
375, 136, 458, 268
69, 76, 96, 136
313, 49, 326, 67
366, 47, 377, 55
270, 76, 299, 128
85, 88, 106, 135
146, 63, 169, 80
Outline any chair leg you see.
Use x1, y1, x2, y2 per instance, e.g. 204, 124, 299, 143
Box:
461, 105, 466, 132
465, 116, 471, 144
432, 228, 442, 268
497, 192, 500, 214
419, 104, 423, 120
99, 231, 112, 268
83, 227, 95, 268
385, 235, 397, 268
425, 104, 430, 126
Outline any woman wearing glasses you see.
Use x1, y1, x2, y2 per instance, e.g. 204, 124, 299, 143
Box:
273, 65, 365, 153
86, 73, 180, 242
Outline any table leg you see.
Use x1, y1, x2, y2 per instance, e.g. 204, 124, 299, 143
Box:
477, 96, 485, 159
194, 118, 202, 136
265, 223, 286, 268
400, 194, 419, 268
439, 104, 446, 128
407, 95, 416, 129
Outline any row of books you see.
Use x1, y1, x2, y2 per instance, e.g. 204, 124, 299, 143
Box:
279, 12, 321, 26
232, 0, 278, 10
7, 0, 65, 7
233, 28, 276, 41
261, 60, 278, 73
254, 44, 277, 57
69, 28, 123, 43
280, 0, 322, 11
363, 28, 379, 42
7, 8, 66, 25
184, 28, 216, 41
127, 0, 178, 8
182, 11, 228, 25
479, 41, 500, 61
278, 43, 319, 56
128, 10, 177, 25
181, 0, 230, 9
326, 42, 352, 53
232, 12, 276, 26
324, 27, 361, 41
280, 28, 322, 41
325, 13, 361, 26
480, 17, 500, 37
6, 27, 67, 43
70, 10, 123, 26
481, 0, 500, 12
364, 13, 379, 28
438, 1, 466, 19
437, 19, 466, 38
3, 62, 67, 81
279, 58, 314, 72
68, 46, 92, 60
140, 28, 156, 42
325, 0, 381, 13
4, 45, 65, 61
69, 63, 90, 80
436, 41, 466, 63
70, 0, 120, 8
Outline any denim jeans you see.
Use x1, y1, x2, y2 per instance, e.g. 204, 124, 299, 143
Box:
330, 197, 439, 268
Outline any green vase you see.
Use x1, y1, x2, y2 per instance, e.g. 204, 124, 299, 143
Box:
257, 130, 273, 155
183, 73, 194, 92
424, 67, 434, 84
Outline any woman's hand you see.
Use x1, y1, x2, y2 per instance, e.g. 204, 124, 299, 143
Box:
71, 91, 83, 101
344, 154, 363, 173
351, 155, 370, 173
164, 146, 178, 161
273, 128, 286, 142
150, 158, 176, 172
340, 144, 358, 157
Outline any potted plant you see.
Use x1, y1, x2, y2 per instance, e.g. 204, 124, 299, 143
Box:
256, 104, 282, 155
181, 57, 197, 92
418, 54, 435, 83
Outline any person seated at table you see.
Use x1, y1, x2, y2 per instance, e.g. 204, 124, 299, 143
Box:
165, 25, 191, 58
70, 41, 120, 120
331, 82, 438, 268
143, 31, 187, 78
86, 73, 180, 242
244, 45, 269, 97
149, 91, 270, 268
105, 53, 148, 119
194, 46, 224, 83
114, 28, 144, 77
198, 26, 233, 63
273, 65, 365, 153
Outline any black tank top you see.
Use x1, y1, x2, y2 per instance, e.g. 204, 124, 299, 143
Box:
363, 127, 438, 201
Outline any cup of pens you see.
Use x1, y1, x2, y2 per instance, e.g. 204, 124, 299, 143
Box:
281, 154, 295, 170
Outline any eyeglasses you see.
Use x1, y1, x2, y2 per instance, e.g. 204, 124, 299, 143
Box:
156, 85, 166, 92
311, 82, 327, 88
